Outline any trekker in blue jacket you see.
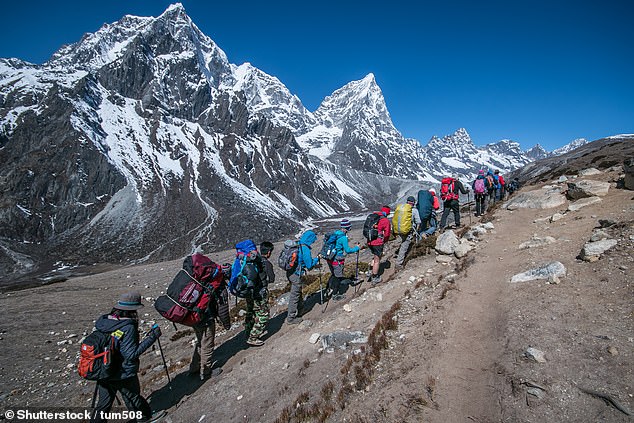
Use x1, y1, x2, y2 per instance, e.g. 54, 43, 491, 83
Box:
286, 230, 320, 325
92, 292, 165, 423
325, 219, 363, 301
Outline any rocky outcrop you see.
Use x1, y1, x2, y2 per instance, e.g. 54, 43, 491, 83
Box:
505, 186, 567, 210
624, 158, 634, 190
566, 180, 610, 200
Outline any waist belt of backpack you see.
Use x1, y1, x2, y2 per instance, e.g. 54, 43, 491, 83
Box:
330, 259, 344, 266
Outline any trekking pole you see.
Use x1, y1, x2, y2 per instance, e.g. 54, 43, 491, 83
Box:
90, 383, 99, 420
153, 326, 172, 388
318, 258, 324, 305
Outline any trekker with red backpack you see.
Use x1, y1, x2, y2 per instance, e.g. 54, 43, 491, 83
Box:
439, 175, 469, 230
367, 206, 391, 285
89, 292, 165, 423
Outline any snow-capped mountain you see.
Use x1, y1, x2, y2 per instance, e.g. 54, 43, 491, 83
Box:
0, 3, 596, 283
551, 138, 588, 156
524, 144, 550, 160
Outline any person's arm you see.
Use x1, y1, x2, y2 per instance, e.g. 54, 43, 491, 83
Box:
458, 180, 469, 194
341, 236, 360, 254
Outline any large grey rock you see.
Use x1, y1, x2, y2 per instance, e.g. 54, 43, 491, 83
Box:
566, 180, 610, 200
510, 261, 567, 283
435, 230, 460, 255
454, 241, 473, 258
321, 331, 367, 351
505, 187, 567, 210
567, 196, 602, 211
580, 239, 618, 262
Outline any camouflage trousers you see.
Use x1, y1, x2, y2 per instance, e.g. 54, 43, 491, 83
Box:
245, 293, 270, 340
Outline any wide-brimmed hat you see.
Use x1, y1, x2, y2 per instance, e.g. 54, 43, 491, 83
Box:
115, 291, 144, 310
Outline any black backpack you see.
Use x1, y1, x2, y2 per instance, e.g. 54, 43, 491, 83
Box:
363, 213, 381, 241
78, 330, 118, 381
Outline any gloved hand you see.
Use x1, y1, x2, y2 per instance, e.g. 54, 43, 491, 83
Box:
150, 324, 162, 339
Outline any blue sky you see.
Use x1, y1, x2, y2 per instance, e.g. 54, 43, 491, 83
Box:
1, 0, 632, 150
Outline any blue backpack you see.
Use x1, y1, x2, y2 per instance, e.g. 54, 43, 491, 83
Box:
319, 232, 343, 260
228, 240, 259, 298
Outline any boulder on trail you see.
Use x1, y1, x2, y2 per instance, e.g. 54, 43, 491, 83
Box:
435, 230, 460, 255
510, 261, 567, 283
566, 180, 610, 200
580, 239, 618, 262
578, 167, 602, 176
505, 187, 566, 210
519, 235, 557, 250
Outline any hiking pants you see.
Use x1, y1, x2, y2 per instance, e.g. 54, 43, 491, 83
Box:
487, 189, 496, 208
422, 212, 437, 236
245, 293, 269, 340
396, 232, 416, 265
440, 199, 461, 228
475, 194, 486, 216
91, 376, 151, 423
190, 321, 216, 378
327, 259, 345, 294
287, 273, 304, 320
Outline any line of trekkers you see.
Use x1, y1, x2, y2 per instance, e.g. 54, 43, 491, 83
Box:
78, 170, 520, 422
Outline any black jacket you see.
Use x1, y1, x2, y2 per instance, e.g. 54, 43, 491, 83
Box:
95, 314, 157, 380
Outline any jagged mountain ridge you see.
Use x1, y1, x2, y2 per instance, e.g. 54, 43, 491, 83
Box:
0, 3, 593, 284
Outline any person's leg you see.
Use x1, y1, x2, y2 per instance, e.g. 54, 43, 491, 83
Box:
244, 296, 255, 335
396, 234, 411, 266
189, 325, 203, 375
287, 274, 303, 322
248, 296, 269, 341
91, 381, 116, 423
439, 203, 451, 228
199, 321, 216, 377
116, 377, 152, 420
452, 200, 461, 227
331, 260, 345, 295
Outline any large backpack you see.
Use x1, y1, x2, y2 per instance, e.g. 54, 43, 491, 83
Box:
320, 232, 343, 260
78, 330, 119, 381
154, 253, 223, 326
474, 178, 486, 195
486, 175, 495, 191
278, 239, 300, 271
363, 213, 381, 241
228, 240, 260, 298
440, 177, 459, 201
392, 204, 413, 235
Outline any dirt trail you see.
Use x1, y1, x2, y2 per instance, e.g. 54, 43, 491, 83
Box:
1, 168, 632, 423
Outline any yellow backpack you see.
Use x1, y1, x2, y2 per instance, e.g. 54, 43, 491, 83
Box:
392, 203, 413, 235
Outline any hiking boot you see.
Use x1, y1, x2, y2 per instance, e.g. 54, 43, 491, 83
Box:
258, 330, 268, 339
246, 338, 265, 347
332, 294, 346, 302
371, 275, 382, 285
287, 317, 303, 325
200, 368, 222, 381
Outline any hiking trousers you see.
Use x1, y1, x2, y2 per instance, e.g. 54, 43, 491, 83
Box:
439, 199, 461, 228
91, 376, 151, 423
245, 293, 269, 340
190, 321, 216, 378
396, 232, 416, 266
475, 194, 486, 216
287, 273, 304, 321
422, 212, 437, 236
327, 259, 345, 294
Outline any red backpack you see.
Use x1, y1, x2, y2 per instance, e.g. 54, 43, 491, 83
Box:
440, 177, 459, 201
154, 253, 224, 326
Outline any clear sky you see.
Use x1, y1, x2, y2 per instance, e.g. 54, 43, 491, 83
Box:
1, 0, 632, 150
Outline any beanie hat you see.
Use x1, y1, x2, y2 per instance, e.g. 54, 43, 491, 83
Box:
340, 219, 352, 230
429, 188, 436, 195
115, 291, 144, 310
478, 169, 485, 175
380, 206, 391, 216
406, 196, 416, 204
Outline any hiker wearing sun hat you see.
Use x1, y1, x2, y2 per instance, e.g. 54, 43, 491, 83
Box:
324, 219, 364, 301
91, 292, 164, 423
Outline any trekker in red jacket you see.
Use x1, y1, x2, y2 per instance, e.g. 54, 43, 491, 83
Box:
368, 206, 391, 285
